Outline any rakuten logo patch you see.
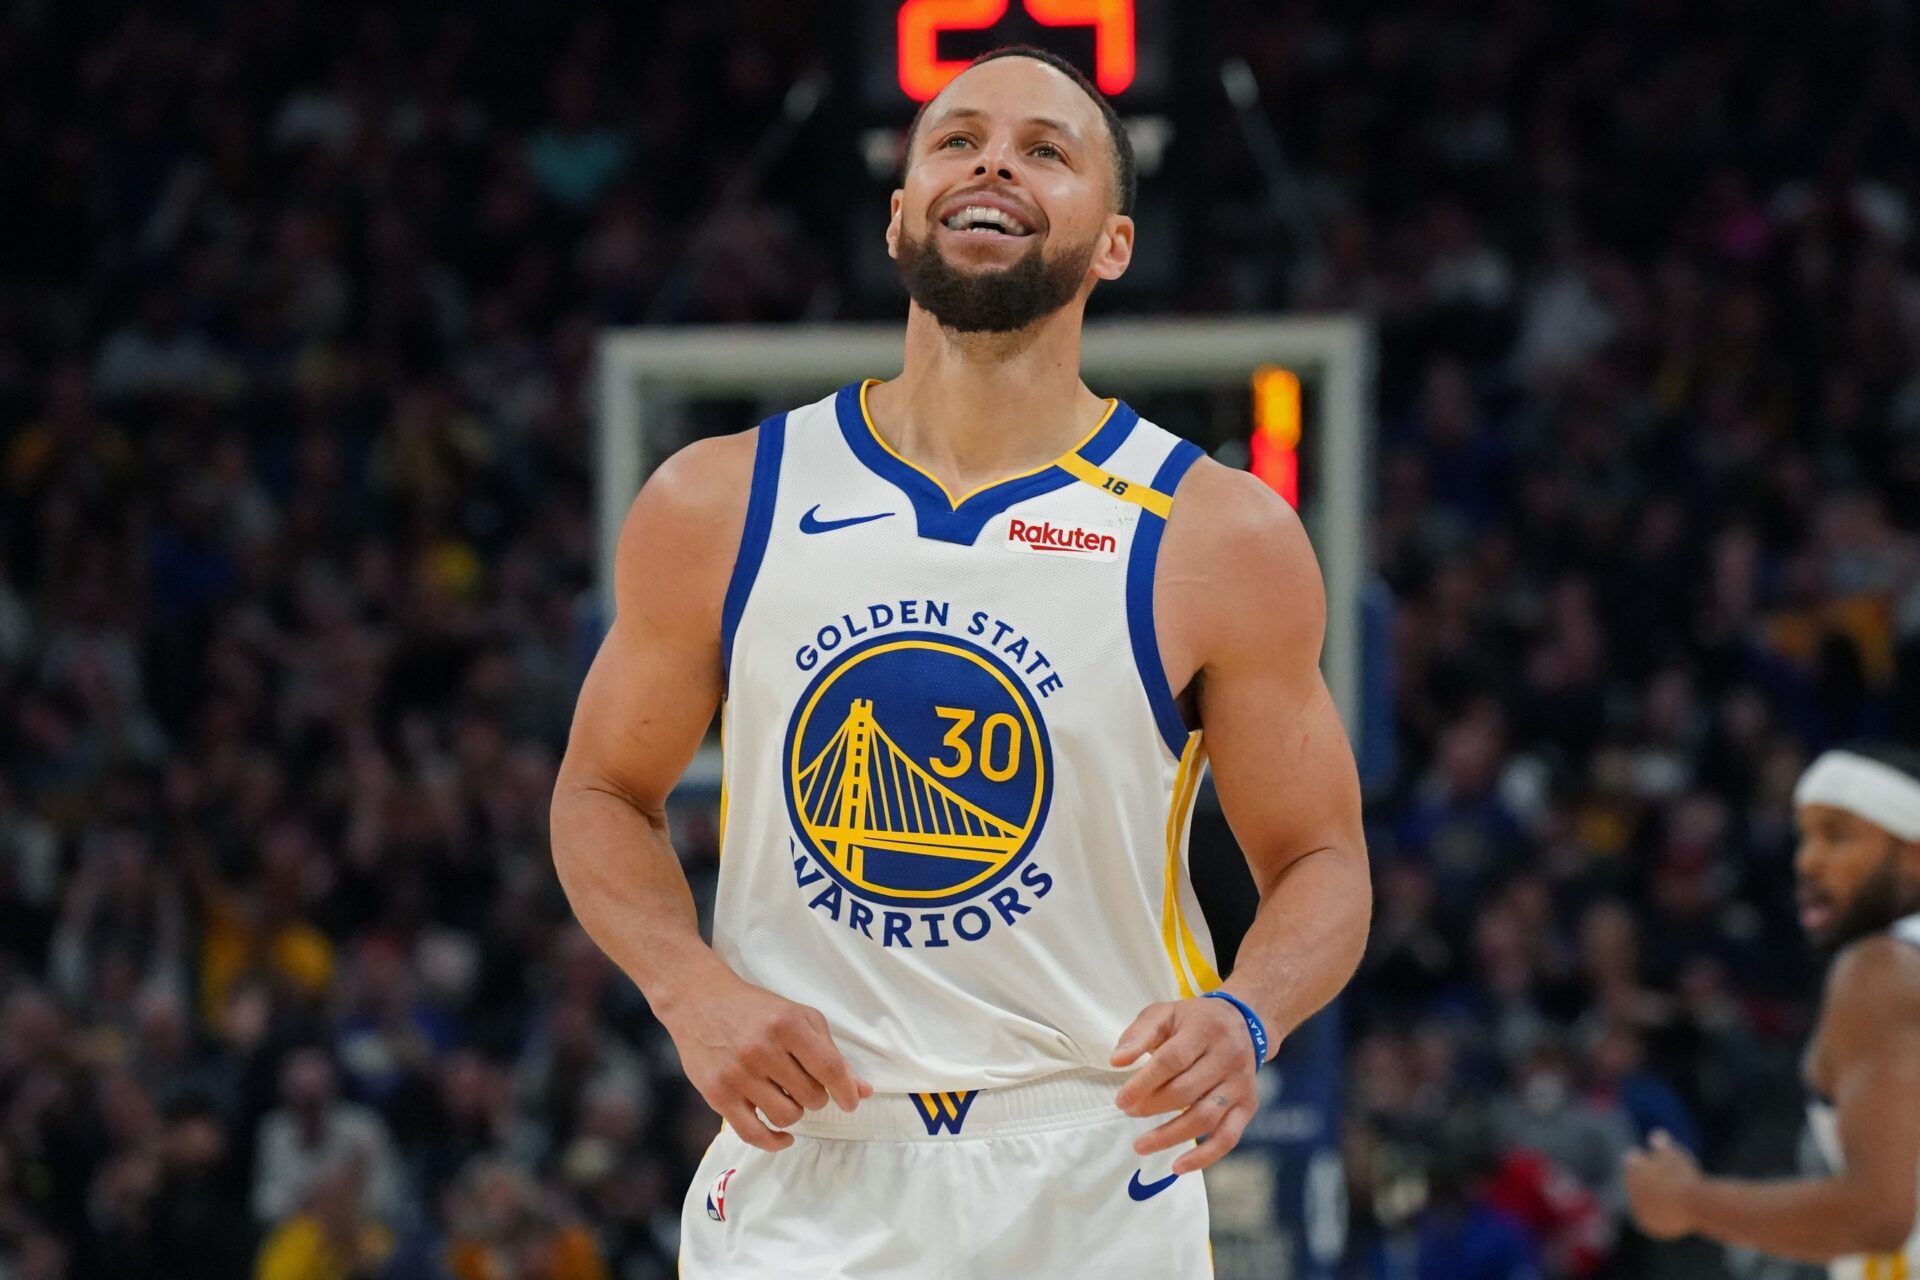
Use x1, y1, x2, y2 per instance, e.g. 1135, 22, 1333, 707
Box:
1004, 517, 1120, 560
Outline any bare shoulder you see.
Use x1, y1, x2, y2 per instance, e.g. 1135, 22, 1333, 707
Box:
1816, 934, 1920, 1072
626, 429, 759, 535
1164, 457, 1322, 592
1826, 933, 1920, 1017
1157, 456, 1326, 665
614, 428, 761, 626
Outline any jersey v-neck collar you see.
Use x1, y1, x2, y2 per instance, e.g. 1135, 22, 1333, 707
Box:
833, 379, 1142, 545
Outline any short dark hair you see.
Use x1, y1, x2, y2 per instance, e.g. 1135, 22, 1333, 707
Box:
903, 45, 1137, 216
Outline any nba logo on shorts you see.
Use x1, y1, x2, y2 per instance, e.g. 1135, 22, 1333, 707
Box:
705, 1167, 736, 1222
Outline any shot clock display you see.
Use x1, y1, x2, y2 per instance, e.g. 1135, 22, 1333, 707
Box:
898, 0, 1136, 99
854, 0, 1172, 113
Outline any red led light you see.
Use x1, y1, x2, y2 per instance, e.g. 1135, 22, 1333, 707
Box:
898, 0, 1010, 102
1024, 0, 1137, 94
897, 0, 1138, 101
1251, 365, 1301, 507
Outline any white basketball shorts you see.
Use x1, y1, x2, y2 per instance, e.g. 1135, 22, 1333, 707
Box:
678, 1067, 1213, 1279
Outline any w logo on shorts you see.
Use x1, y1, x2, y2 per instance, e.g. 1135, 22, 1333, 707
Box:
910, 1090, 978, 1135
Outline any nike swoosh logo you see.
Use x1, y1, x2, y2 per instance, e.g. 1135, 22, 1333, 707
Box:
1127, 1170, 1180, 1201
799, 505, 893, 535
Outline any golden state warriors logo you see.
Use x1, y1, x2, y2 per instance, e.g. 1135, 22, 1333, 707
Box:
784, 630, 1052, 916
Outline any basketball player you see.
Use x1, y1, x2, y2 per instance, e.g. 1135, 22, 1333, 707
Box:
1625, 744, 1920, 1275
551, 46, 1370, 1277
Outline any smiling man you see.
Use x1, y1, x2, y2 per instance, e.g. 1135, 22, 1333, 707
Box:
550, 47, 1370, 1278
1626, 744, 1920, 1276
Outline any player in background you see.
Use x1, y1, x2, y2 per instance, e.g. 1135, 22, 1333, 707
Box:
552, 46, 1370, 1277
1626, 744, 1920, 1276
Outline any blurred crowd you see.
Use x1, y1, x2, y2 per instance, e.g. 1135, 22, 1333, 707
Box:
5, 0, 1920, 1277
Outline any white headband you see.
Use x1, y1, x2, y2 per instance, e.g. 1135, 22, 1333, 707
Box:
1794, 751, 1920, 841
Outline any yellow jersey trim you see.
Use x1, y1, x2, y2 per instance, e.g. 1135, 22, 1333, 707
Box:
857, 379, 1120, 511
716, 701, 729, 854
1162, 731, 1220, 998
1055, 454, 1175, 517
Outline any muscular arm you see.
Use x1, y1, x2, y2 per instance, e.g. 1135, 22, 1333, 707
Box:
552, 431, 868, 1150
1114, 462, 1371, 1171
1177, 464, 1371, 1040
1637, 936, 1920, 1261
552, 433, 748, 1012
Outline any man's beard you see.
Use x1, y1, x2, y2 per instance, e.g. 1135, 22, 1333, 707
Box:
896, 223, 1096, 333
1810, 851, 1914, 955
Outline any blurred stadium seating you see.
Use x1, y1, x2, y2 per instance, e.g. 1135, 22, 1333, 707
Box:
6, 2, 1920, 1276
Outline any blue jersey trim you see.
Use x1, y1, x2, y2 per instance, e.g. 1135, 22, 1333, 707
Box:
833, 382, 1140, 545
1126, 438, 1206, 757
720, 413, 787, 685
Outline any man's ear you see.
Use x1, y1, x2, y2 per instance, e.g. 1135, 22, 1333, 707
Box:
1090, 214, 1135, 282
886, 190, 904, 261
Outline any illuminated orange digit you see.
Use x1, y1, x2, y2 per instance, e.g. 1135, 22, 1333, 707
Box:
1250, 365, 1301, 507
1023, 0, 1136, 94
898, 0, 1010, 102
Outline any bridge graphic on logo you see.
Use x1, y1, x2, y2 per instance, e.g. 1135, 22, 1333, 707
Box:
793, 698, 1023, 884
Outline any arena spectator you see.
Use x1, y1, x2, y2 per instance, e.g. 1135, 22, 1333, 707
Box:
439, 1157, 606, 1280
253, 1050, 407, 1230
253, 1155, 397, 1280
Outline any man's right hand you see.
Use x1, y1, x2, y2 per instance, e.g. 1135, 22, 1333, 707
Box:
549, 432, 872, 1155
660, 971, 873, 1151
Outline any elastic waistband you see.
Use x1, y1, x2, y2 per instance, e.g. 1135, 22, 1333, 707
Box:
783, 1067, 1127, 1141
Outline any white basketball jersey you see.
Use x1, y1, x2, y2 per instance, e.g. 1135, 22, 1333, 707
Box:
709, 380, 1221, 1091
1807, 911, 1920, 1280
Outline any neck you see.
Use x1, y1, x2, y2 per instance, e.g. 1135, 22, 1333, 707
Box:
867, 299, 1110, 498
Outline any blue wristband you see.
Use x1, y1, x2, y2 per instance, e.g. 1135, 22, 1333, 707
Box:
1204, 991, 1269, 1068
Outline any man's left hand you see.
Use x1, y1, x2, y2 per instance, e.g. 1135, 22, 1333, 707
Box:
1111, 996, 1264, 1174
1624, 1129, 1702, 1240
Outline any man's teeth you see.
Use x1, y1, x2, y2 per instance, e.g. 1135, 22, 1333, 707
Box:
942, 206, 1030, 235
